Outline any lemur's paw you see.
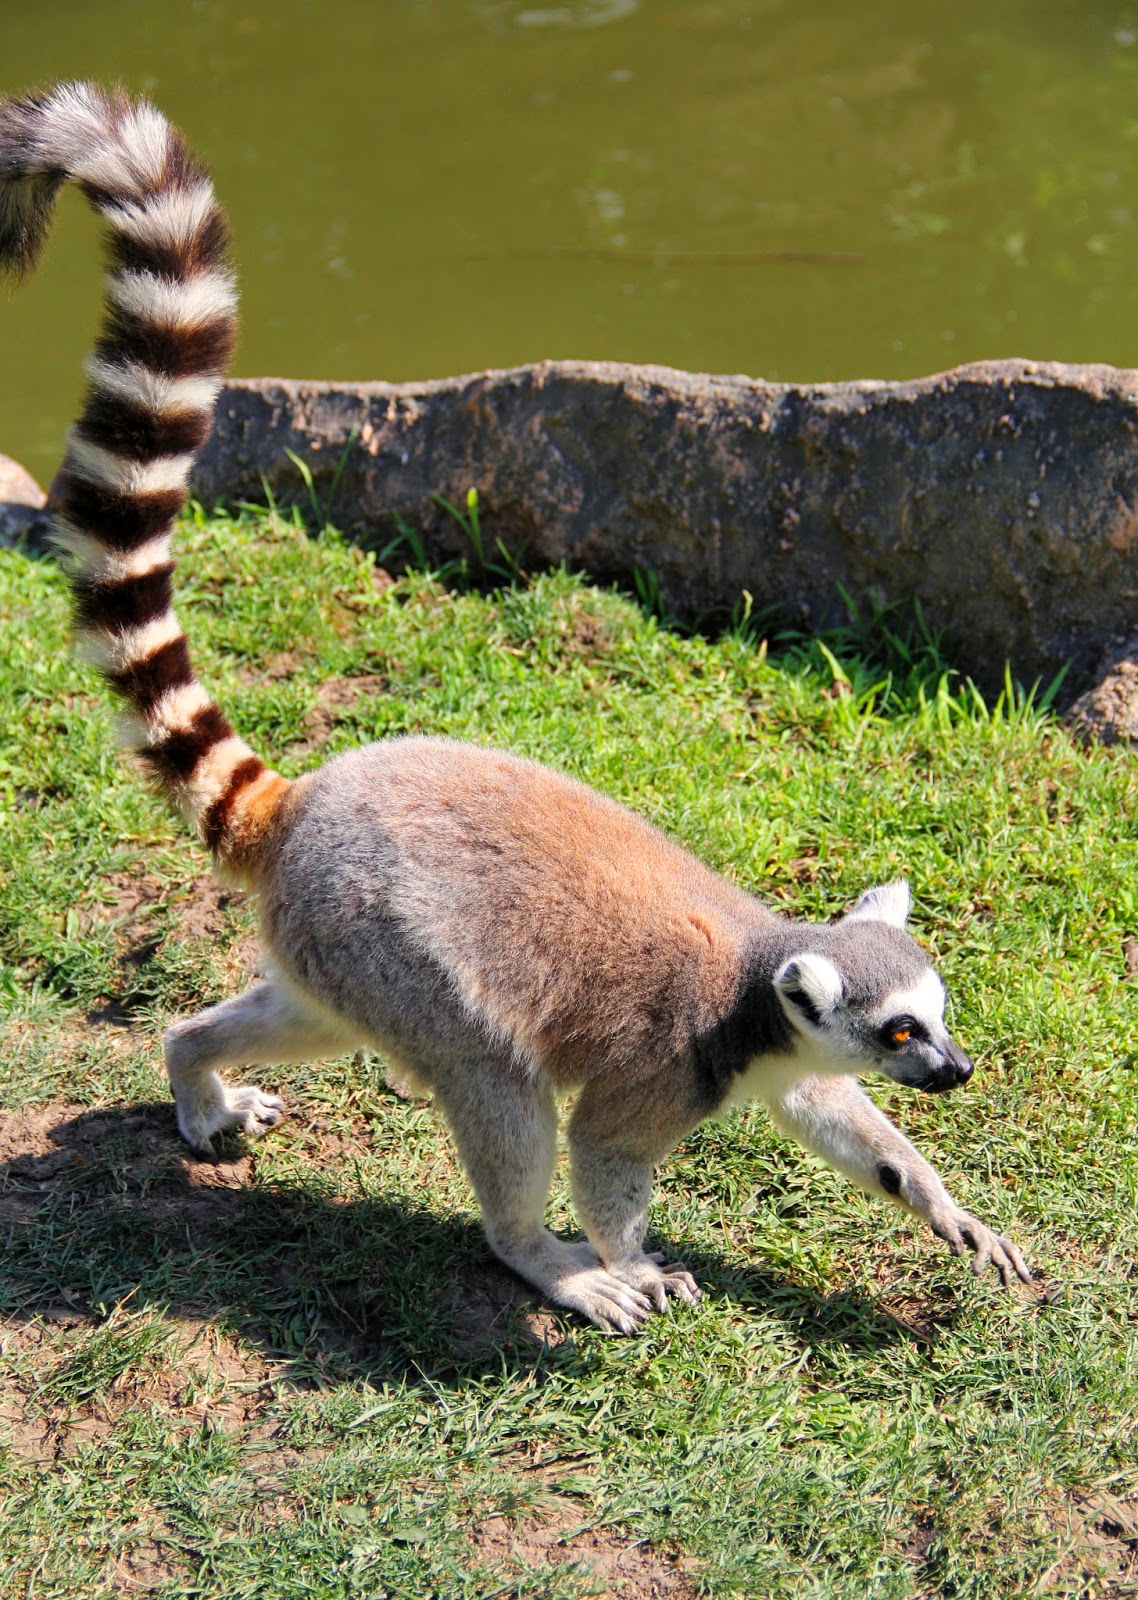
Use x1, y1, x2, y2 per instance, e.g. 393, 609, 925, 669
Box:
554, 1266, 657, 1335
226, 1085, 286, 1139
931, 1205, 1032, 1287
611, 1253, 702, 1313
177, 1086, 285, 1156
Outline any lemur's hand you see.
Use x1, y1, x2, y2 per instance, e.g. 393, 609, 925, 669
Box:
928, 1203, 1032, 1286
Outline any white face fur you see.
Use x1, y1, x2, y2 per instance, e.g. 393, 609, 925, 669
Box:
772, 881, 975, 1095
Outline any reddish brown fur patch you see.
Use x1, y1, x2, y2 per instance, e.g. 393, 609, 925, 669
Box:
371, 742, 750, 1093
213, 772, 295, 875
202, 757, 268, 855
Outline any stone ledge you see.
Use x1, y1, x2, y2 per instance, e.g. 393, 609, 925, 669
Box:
193, 357, 1138, 703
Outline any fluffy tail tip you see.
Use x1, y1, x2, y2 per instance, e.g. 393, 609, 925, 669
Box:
0, 176, 61, 281
0, 91, 64, 281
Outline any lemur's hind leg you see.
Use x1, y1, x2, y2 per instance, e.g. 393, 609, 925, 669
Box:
568, 1078, 702, 1314
431, 1056, 659, 1334
164, 979, 360, 1154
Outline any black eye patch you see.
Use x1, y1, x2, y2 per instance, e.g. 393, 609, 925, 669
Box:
879, 1015, 925, 1049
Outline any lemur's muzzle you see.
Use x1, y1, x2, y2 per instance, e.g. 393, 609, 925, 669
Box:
924, 1039, 975, 1093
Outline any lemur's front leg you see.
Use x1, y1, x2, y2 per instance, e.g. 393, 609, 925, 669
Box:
766, 1075, 1032, 1286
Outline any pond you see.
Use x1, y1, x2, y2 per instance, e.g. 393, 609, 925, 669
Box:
5, 0, 1138, 484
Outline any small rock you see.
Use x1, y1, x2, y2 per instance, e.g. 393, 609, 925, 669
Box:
0, 453, 52, 553
1067, 633, 1138, 746
0, 455, 46, 508
1124, 937, 1138, 978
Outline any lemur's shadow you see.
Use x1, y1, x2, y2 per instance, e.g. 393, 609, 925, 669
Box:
0, 1103, 955, 1387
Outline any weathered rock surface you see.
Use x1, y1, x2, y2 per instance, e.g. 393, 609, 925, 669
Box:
0, 454, 50, 552
194, 358, 1138, 701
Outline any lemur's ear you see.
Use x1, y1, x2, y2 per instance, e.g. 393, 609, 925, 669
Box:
842, 879, 911, 929
774, 952, 844, 1030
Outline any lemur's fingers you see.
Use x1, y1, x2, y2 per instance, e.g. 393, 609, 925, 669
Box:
177, 1082, 286, 1157
644, 1268, 700, 1312
229, 1085, 286, 1134
555, 1267, 655, 1335
933, 1207, 1031, 1287
989, 1232, 1033, 1286
658, 1265, 702, 1304
932, 1215, 967, 1256
967, 1230, 992, 1278
967, 1221, 1032, 1286
609, 1255, 702, 1311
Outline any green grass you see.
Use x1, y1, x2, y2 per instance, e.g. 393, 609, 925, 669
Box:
0, 505, 1136, 1599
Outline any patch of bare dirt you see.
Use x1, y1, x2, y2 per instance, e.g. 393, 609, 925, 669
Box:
233, 648, 307, 687
0, 1402, 54, 1464
786, 853, 822, 887
289, 672, 389, 758
444, 1266, 567, 1354
1038, 1490, 1138, 1595
80, 863, 256, 952
78, 867, 168, 972
157, 1322, 276, 1435
0, 1101, 89, 1167
872, 1275, 960, 1344
564, 601, 615, 660
82, 867, 167, 927
899, 1514, 937, 1563
1, 1102, 189, 1189
0, 1298, 277, 1467
175, 875, 235, 942
0, 1102, 256, 1259
469, 1503, 699, 1598
175, 874, 261, 980
263, 649, 306, 682
77, 866, 260, 1020
111, 1527, 191, 1596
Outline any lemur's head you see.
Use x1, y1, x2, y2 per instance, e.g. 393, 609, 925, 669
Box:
772, 881, 974, 1094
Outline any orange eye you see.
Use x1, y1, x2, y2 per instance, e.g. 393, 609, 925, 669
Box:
891, 1027, 911, 1044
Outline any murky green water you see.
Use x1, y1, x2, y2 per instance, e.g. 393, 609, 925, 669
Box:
5, 0, 1138, 483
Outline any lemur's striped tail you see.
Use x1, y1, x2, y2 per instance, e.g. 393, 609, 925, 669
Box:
0, 82, 290, 877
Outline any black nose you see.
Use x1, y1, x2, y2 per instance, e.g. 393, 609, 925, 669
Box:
948, 1043, 974, 1085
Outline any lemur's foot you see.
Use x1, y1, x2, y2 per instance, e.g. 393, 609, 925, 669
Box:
489, 1233, 696, 1335
930, 1204, 1032, 1286
177, 1084, 286, 1156
225, 1085, 287, 1139
494, 1236, 668, 1334
551, 1265, 657, 1335
610, 1252, 702, 1313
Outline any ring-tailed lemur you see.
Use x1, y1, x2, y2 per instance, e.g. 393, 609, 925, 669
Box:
0, 82, 1031, 1332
